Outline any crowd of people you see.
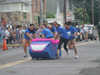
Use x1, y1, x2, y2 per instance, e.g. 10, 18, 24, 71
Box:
0, 20, 27, 45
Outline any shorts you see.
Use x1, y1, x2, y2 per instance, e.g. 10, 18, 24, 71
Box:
15, 35, 20, 40
68, 38, 76, 46
84, 33, 88, 38
24, 38, 30, 41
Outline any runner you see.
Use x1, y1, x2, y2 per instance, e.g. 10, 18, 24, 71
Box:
23, 24, 37, 57
54, 24, 69, 59
47, 23, 56, 37
41, 24, 54, 39
64, 21, 78, 59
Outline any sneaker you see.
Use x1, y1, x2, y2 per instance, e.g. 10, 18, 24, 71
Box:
75, 55, 78, 59
67, 50, 70, 57
55, 53, 59, 59
86, 40, 88, 42
23, 54, 27, 57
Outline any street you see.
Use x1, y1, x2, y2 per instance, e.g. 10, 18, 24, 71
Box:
0, 40, 100, 75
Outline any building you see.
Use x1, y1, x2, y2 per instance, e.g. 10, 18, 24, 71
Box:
46, 0, 74, 26
32, 0, 47, 27
0, 0, 46, 27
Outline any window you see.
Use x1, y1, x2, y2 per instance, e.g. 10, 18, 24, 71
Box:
69, 2, 72, 10
42, 0, 44, 10
21, 3, 23, 10
34, 0, 37, 9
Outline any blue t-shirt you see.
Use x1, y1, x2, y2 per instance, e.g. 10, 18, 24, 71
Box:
24, 28, 36, 40
57, 26, 69, 39
76, 28, 81, 32
65, 26, 78, 40
50, 26, 56, 33
42, 28, 54, 38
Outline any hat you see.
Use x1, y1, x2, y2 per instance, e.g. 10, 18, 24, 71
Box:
76, 25, 78, 28
9, 22, 11, 24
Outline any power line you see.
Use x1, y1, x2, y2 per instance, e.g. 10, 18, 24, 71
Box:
71, 0, 84, 4
86, 2, 92, 8
70, 0, 84, 6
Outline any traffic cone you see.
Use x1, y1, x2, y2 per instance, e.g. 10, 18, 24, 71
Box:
26, 43, 29, 47
3, 39, 7, 50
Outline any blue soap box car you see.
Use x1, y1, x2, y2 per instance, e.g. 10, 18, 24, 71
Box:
29, 39, 61, 60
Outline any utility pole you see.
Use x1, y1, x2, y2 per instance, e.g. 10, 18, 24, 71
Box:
84, 0, 86, 24
99, 0, 100, 23
92, 0, 94, 25
40, 0, 43, 25
64, 0, 66, 23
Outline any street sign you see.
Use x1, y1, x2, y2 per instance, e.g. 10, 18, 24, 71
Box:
23, 13, 27, 18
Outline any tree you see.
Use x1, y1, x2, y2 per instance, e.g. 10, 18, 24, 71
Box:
46, 12, 56, 18
70, 0, 99, 25
74, 7, 90, 24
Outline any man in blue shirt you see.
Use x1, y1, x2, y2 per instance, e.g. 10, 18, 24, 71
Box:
41, 24, 54, 39
76, 25, 81, 33
47, 24, 56, 37
23, 23, 37, 57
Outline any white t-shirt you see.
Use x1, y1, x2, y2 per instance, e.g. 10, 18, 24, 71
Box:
5, 30, 10, 39
81, 27, 88, 33
7, 24, 12, 29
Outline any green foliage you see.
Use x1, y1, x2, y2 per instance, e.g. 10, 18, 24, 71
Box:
70, 0, 99, 25
74, 7, 90, 24
46, 12, 56, 18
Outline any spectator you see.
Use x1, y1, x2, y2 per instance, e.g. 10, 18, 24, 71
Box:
7, 22, 12, 29
9, 29, 14, 44
1, 18, 6, 29
5, 27, 10, 44
93, 27, 98, 41
80, 25, 89, 42
36, 28, 40, 39
0, 25, 5, 43
0, 21, 2, 30
12, 23, 16, 30
19, 25, 23, 44
22, 26, 26, 38
13, 26, 16, 44
76, 25, 81, 33
15, 25, 20, 45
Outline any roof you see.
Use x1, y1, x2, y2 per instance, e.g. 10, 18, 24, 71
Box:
46, 0, 66, 13
46, 0, 73, 14
46, 0, 58, 13
0, 0, 31, 4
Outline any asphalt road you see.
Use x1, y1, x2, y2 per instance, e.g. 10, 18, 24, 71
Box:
0, 40, 100, 75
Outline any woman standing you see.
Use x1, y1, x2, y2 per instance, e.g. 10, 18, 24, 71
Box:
64, 21, 78, 59
0, 25, 5, 43
15, 25, 20, 45
23, 24, 37, 57
54, 24, 69, 59
19, 25, 23, 44
5, 27, 10, 44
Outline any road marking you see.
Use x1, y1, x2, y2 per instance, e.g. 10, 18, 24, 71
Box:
0, 57, 31, 70
0, 41, 95, 70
